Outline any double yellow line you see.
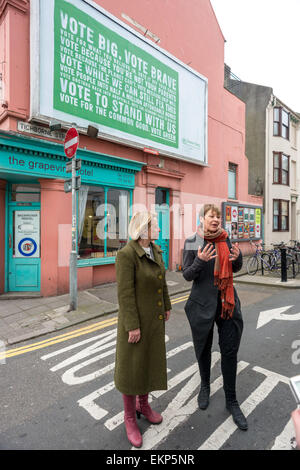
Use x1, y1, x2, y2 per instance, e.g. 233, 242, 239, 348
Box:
0, 293, 190, 360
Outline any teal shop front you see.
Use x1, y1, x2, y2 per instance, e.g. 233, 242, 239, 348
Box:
0, 132, 144, 296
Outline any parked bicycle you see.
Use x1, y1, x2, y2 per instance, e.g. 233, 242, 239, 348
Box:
247, 241, 294, 277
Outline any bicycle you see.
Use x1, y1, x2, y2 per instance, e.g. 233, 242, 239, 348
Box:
247, 241, 294, 277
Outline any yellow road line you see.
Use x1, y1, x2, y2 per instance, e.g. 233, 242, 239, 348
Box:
171, 295, 189, 304
0, 293, 190, 359
0, 319, 118, 360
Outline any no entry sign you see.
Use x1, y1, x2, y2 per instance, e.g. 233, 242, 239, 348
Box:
64, 127, 79, 158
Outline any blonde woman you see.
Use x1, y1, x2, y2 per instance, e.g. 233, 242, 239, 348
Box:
114, 211, 171, 448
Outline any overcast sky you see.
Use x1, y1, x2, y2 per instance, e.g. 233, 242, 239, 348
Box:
210, 0, 300, 112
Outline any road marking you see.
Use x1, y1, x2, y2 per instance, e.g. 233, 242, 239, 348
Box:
257, 306, 296, 329
139, 359, 248, 451
199, 365, 290, 450
271, 418, 294, 450
0, 318, 118, 359
41, 329, 116, 361
39, 324, 294, 450
1, 293, 189, 360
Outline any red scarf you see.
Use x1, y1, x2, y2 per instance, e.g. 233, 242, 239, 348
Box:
204, 228, 235, 319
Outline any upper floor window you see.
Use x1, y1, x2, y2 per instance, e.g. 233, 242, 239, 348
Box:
273, 107, 289, 140
273, 199, 289, 231
228, 163, 237, 199
273, 152, 289, 185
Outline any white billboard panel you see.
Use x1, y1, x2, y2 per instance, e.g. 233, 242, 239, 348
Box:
31, 0, 208, 164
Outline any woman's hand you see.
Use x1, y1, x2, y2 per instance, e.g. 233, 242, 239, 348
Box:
164, 310, 171, 321
291, 409, 300, 448
229, 242, 240, 261
128, 328, 141, 343
197, 243, 217, 262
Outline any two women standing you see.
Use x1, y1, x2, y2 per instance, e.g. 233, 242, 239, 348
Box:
114, 205, 247, 449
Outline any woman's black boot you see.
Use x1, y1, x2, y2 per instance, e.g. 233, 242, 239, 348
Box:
225, 394, 248, 431
197, 384, 210, 410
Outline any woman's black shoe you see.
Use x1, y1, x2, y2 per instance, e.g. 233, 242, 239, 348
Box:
197, 385, 210, 410
226, 400, 248, 430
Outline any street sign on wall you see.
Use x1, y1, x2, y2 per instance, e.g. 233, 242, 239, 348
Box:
15, 211, 40, 258
30, 0, 208, 165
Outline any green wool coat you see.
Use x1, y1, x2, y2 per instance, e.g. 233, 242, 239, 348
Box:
114, 240, 172, 395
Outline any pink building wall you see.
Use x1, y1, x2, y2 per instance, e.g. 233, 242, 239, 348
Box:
0, 0, 262, 295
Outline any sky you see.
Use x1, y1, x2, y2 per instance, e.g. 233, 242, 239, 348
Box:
210, 0, 300, 112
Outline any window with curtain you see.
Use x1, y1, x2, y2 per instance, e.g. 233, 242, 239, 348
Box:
273, 107, 290, 140
78, 186, 130, 259
273, 153, 289, 185
273, 199, 289, 232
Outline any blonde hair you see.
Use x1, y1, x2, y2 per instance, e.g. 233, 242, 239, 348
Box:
128, 211, 157, 240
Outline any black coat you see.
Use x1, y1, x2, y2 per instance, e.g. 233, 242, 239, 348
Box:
182, 232, 243, 360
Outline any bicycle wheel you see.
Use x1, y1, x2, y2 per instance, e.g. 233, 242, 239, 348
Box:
247, 256, 258, 275
286, 254, 296, 278
261, 253, 272, 272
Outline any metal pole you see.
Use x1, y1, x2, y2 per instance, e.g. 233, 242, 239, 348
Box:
69, 152, 78, 310
280, 247, 287, 283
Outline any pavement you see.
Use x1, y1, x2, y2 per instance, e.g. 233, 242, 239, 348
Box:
1, 262, 300, 347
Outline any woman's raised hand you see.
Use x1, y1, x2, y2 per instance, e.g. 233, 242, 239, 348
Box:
229, 242, 240, 261
197, 243, 217, 262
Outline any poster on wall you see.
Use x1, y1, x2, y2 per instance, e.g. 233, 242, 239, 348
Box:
231, 206, 238, 223
30, 0, 208, 165
14, 211, 40, 258
225, 223, 232, 238
238, 223, 244, 239
243, 222, 249, 239
238, 208, 244, 222
255, 224, 261, 238
226, 206, 231, 222
231, 222, 238, 239
223, 203, 262, 241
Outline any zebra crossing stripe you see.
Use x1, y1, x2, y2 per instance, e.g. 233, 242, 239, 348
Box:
271, 418, 294, 450
199, 373, 283, 450
138, 358, 248, 451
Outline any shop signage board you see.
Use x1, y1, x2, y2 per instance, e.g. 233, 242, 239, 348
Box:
14, 211, 40, 258
222, 202, 262, 241
30, 0, 208, 165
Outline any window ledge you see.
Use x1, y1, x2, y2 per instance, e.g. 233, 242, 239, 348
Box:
78, 257, 116, 267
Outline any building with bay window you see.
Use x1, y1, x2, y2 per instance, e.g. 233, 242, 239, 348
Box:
225, 71, 300, 246
0, 0, 262, 297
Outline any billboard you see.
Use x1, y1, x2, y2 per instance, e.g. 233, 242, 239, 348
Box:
30, 0, 208, 164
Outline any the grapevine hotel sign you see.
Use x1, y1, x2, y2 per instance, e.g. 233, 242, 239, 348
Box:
30, 0, 208, 164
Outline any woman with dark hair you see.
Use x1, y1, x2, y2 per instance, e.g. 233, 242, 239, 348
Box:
182, 204, 247, 431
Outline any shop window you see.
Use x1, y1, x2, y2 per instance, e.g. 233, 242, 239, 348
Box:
228, 163, 237, 199
273, 153, 289, 185
273, 199, 289, 231
273, 107, 289, 140
11, 184, 41, 202
78, 186, 130, 260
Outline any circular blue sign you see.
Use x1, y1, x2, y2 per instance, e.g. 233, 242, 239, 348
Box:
18, 238, 38, 257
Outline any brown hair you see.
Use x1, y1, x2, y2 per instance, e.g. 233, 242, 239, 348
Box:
199, 204, 221, 219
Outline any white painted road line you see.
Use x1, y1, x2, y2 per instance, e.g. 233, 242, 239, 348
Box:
271, 418, 294, 450
139, 357, 248, 451
199, 368, 288, 450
